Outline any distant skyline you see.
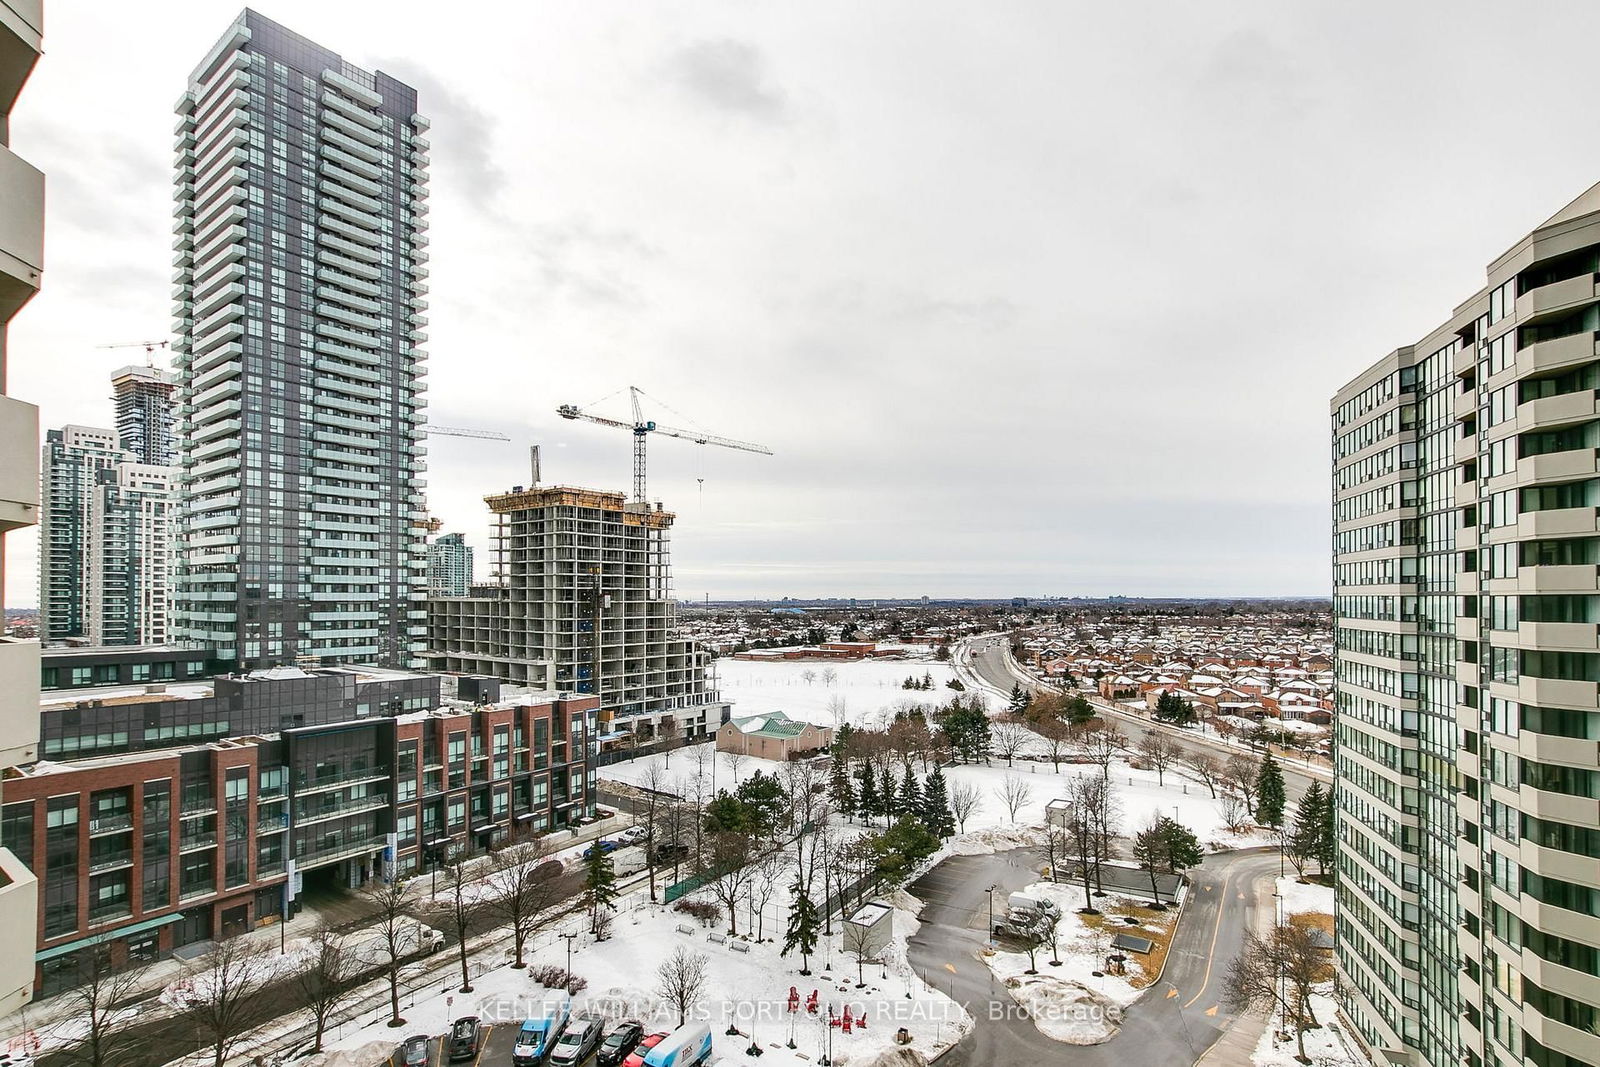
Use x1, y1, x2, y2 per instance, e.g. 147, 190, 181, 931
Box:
9, 1, 1600, 603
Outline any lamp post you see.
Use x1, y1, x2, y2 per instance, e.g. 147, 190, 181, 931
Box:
561, 931, 578, 990
986, 885, 997, 947
1273, 892, 1286, 1042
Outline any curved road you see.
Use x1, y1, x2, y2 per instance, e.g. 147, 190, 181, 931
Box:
907, 846, 1280, 1065
963, 638, 1326, 807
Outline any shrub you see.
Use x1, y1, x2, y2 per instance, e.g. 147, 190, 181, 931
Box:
530, 964, 588, 994
672, 900, 723, 925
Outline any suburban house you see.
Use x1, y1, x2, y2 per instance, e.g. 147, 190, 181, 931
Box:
715, 710, 834, 762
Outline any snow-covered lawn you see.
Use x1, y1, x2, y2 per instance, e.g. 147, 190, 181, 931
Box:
715, 656, 959, 730
979, 882, 1176, 1045
314, 886, 970, 1067
1275, 875, 1334, 919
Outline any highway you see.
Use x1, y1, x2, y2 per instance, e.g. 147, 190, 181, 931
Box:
905, 846, 1279, 1066
962, 637, 1327, 807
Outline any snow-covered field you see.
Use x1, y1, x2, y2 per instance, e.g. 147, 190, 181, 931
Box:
716, 656, 960, 729
1275, 875, 1334, 918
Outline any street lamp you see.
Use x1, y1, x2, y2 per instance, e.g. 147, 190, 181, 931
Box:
986, 884, 998, 947
560, 931, 578, 991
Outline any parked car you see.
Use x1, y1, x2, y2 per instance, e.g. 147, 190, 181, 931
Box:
621, 1033, 668, 1067
616, 826, 647, 846
597, 1020, 645, 1067
582, 839, 619, 860
448, 1016, 481, 1062
549, 1015, 605, 1067
648, 842, 690, 866
400, 1034, 430, 1066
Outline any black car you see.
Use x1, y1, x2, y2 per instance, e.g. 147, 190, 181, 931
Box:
448, 1016, 481, 1062
400, 1034, 430, 1066
549, 1015, 605, 1067
597, 1021, 645, 1067
649, 842, 690, 866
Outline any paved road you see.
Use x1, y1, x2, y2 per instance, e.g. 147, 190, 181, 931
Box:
905, 846, 1279, 1066
964, 639, 1323, 807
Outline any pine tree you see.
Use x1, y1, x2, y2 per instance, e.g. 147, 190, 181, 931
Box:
1317, 784, 1337, 880
1290, 781, 1326, 875
1255, 751, 1286, 828
583, 842, 618, 933
1009, 683, 1030, 713
921, 765, 955, 838
829, 757, 856, 820
897, 765, 921, 817
856, 764, 880, 825
782, 880, 821, 974
880, 764, 898, 820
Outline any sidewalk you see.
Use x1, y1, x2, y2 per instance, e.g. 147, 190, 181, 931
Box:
0, 807, 637, 1051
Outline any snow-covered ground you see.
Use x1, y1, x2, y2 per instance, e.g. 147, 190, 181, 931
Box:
979, 882, 1174, 1045
1275, 875, 1334, 918
715, 656, 960, 730
315, 886, 971, 1067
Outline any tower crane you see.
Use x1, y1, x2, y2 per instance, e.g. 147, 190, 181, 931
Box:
97, 340, 170, 368
411, 425, 511, 530
557, 386, 772, 504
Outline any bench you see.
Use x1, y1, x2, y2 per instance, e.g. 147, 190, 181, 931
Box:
708, 931, 727, 945
729, 940, 751, 953
676, 924, 696, 935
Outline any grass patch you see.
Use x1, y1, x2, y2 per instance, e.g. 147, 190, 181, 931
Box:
1289, 910, 1334, 938
1078, 900, 1177, 988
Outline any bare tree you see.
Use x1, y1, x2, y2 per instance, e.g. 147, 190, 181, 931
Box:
842, 916, 875, 988
442, 847, 478, 992
1089, 777, 1122, 894
722, 746, 748, 785
1223, 753, 1261, 815
821, 666, 839, 686
657, 714, 683, 766
1218, 787, 1251, 832
182, 938, 274, 1067
949, 779, 983, 833
995, 774, 1035, 822
1052, 777, 1102, 913
294, 923, 352, 1054
489, 830, 561, 968
1137, 732, 1180, 786
1037, 718, 1074, 773
50, 942, 149, 1067
1225, 922, 1334, 1063
748, 849, 788, 941
826, 694, 850, 733
634, 759, 673, 901
363, 875, 414, 1026
656, 947, 710, 1026
1180, 751, 1224, 798
1078, 724, 1125, 780
703, 832, 758, 936
801, 669, 818, 686
990, 718, 1032, 766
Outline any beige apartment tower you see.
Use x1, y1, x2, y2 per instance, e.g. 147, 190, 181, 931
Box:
0, 0, 45, 1016
1332, 183, 1600, 1067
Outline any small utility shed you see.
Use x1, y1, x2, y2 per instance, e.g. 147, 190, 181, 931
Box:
843, 901, 894, 959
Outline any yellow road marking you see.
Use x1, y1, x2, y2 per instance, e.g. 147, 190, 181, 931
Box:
1165, 987, 1179, 999
1205, 1005, 1219, 1017
1182, 872, 1230, 1009
944, 963, 957, 974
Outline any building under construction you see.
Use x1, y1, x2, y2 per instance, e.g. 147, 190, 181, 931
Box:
426, 484, 727, 744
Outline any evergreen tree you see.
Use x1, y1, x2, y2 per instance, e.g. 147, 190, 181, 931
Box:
1009, 683, 1030, 713
583, 842, 618, 933
880, 764, 898, 820
1255, 751, 1287, 828
1158, 816, 1204, 872
897, 765, 921, 817
831, 723, 855, 762
782, 880, 821, 974
1065, 694, 1097, 726
940, 700, 992, 764
1290, 781, 1326, 875
829, 757, 856, 820
1317, 784, 1337, 879
921, 765, 956, 838
856, 764, 880, 825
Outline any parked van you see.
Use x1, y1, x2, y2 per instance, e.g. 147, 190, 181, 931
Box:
641, 1023, 713, 1067
513, 1000, 572, 1066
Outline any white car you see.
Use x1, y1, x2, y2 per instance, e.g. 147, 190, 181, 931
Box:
616, 826, 647, 846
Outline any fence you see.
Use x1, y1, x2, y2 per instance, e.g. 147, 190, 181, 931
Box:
596, 736, 714, 768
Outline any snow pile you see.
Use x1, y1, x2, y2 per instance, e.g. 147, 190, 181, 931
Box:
1001, 973, 1123, 1045
291, 1039, 397, 1067
863, 1048, 928, 1067
1252, 991, 1363, 1066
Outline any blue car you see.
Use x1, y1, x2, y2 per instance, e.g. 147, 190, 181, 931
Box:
583, 839, 618, 860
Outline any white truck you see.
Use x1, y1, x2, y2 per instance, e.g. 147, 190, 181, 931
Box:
991, 892, 1061, 940
342, 921, 445, 974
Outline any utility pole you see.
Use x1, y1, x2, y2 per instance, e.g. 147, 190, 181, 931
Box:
561, 931, 578, 989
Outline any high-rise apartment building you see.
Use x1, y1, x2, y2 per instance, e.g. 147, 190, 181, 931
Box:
38, 425, 124, 642
427, 531, 472, 596
428, 485, 729, 742
110, 363, 177, 465
1332, 181, 1600, 1067
85, 463, 176, 645
171, 10, 431, 671
0, 0, 46, 1015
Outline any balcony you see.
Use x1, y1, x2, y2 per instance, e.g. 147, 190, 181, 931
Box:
1517, 331, 1599, 379
1518, 507, 1597, 540
0, 637, 39, 767
0, 846, 37, 1013
1518, 449, 1598, 486
0, 140, 44, 323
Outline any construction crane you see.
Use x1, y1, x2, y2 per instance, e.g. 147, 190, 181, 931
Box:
97, 340, 170, 368
557, 385, 771, 504
427, 426, 510, 441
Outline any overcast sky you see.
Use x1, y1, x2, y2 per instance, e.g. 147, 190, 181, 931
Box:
9, 0, 1600, 604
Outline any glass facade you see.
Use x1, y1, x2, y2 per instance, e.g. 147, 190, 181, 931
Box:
171, 10, 430, 670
